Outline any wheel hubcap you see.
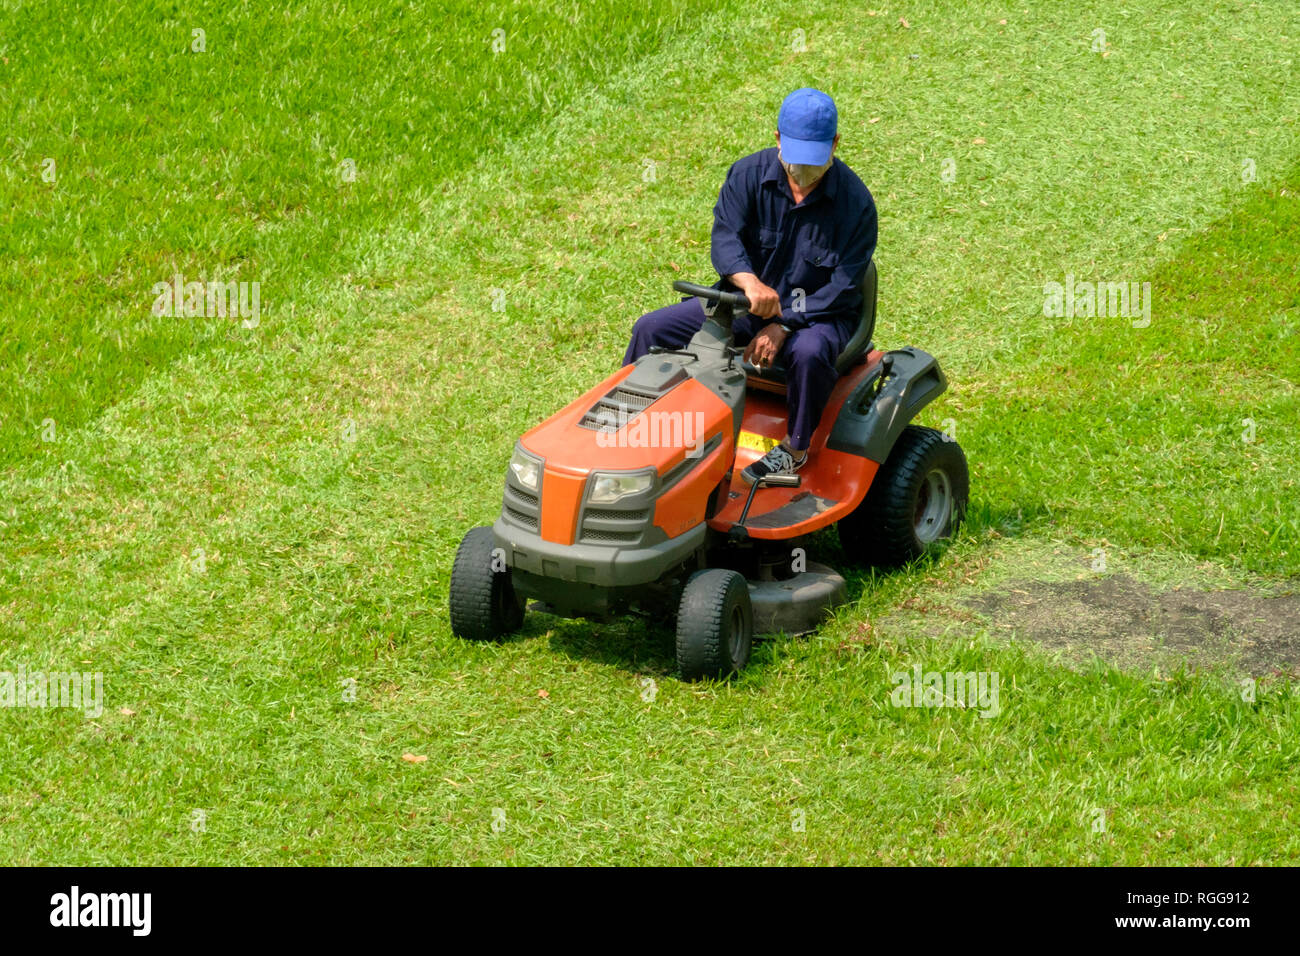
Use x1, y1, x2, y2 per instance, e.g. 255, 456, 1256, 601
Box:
493, 575, 512, 619
914, 468, 953, 544
728, 605, 746, 661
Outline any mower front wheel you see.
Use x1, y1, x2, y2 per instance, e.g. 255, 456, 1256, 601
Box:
449, 526, 525, 641
675, 569, 753, 681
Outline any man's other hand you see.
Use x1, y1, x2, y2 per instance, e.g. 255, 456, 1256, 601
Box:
743, 322, 788, 369
730, 273, 782, 319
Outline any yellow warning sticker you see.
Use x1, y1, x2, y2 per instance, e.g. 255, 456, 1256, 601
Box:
736, 430, 781, 454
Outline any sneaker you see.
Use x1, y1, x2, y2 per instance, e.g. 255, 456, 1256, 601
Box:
741, 443, 807, 486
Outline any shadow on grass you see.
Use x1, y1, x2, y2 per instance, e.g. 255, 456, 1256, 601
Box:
541, 612, 679, 676
827, 497, 1051, 607
539, 609, 808, 684
511, 499, 1047, 679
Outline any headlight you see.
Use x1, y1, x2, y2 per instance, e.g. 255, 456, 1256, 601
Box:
588, 470, 654, 504
509, 446, 541, 491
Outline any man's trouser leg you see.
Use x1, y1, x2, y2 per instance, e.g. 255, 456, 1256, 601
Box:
781, 318, 856, 450
626, 298, 767, 367
623, 299, 709, 366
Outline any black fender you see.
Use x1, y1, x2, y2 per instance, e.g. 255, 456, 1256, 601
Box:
826, 347, 948, 463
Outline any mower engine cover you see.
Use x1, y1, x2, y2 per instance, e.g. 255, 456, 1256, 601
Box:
493, 315, 744, 600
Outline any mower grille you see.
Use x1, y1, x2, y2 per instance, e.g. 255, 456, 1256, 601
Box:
504, 485, 538, 509
502, 480, 541, 532
584, 508, 649, 522
580, 528, 640, 543
504, 506, 538, 530
578, 499, 652, 544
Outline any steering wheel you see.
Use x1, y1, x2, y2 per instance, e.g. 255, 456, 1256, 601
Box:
672, 280, 751, 312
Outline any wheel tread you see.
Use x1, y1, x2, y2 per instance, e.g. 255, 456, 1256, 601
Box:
449, 526, 523, 641
675, 569, 751, 680
839, 425, 969, 567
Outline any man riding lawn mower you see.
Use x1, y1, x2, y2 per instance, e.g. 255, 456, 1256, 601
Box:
450, 88, 970, 679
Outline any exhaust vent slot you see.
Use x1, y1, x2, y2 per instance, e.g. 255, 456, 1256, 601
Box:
578, 384, 660, 431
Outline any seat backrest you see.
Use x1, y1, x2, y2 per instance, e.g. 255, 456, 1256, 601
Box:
833, 257, 877, 375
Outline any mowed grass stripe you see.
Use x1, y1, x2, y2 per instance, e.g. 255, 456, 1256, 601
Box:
0, 0, 739, 469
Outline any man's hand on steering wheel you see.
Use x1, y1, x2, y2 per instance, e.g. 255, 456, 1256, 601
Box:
731, 273, 782, 320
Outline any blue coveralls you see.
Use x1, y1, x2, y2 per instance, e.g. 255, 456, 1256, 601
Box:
623, 146, 877, 449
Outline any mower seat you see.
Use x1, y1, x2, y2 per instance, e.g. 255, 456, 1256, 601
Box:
742, 257, 878, 389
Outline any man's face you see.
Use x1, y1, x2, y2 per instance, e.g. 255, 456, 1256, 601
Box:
775, 132, 838, 189
779, 152, 831, 188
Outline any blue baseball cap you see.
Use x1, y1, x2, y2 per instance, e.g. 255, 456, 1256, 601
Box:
777, 88, 838, 165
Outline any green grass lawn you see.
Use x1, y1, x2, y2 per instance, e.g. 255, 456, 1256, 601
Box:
1, 0, 1298, 864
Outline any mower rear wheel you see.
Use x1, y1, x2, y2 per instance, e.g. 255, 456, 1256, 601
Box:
839, 425, 969, 568
449, 526, 525, 641
675, 569, 753, 681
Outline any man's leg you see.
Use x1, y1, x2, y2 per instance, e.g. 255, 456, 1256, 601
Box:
781, 318, 856, 451
623, 298, 709, 366
740, 317, 854, 485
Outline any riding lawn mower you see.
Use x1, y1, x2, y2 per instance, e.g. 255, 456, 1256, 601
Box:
450, 261, 969, 679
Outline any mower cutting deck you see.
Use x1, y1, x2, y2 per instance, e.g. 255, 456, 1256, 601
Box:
450, 263, 969, 679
